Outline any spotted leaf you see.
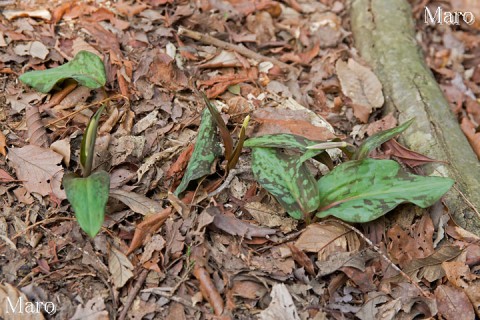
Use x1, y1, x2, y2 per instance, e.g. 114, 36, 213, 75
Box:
317, 159, 454, 223
251, 147, 320, 219
175, 108, 222, 195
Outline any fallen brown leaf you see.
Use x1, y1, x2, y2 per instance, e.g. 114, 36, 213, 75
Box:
0, 131, 6, 156
384, 139, 441, 167
8, 145, 65, 199
108, 245, 134, 289
435, 284, 475, 319
461, 117, 480, 159
126, 207, 172, 255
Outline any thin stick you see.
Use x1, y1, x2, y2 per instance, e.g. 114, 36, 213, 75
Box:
178, 27, 299, 74
118, 268, 149, 320
327, 219, 431, 298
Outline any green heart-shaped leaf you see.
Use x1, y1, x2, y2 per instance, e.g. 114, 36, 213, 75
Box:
317, 159, 454, 223
19, 51, 106, 93
251, 147, 320, 219
63, 170, 110, 237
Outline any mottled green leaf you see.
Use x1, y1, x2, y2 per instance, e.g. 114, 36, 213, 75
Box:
245, 133, 326, 164
63, 170, 110, 237
80, 105, 105, 177
19, 51, 106, 93
175, 109, 222, 195
316, 159, 454, 223
203, 93, 233, 160
354, 119, 414, 160
251, 147, 320, 219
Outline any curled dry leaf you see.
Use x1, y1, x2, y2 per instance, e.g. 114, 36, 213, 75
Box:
26, 106, 49, 147
8, 145, 65, 199
384, 139, 440, 168
50, 138, 71, 167
127, 207, 173, 255
461, 117, 480, 159
108, 245, 134, 289
336, 59, 384, 123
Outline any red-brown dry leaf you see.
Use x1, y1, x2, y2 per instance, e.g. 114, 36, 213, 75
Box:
114, 1, 147, 18
26, 106, 49, 147
8, 145, 65, 199
366, 112, 397, 136
192, 266, 224, 315
461, 117, 480, 159
0, 169, 14, 182
251, 108, 337, 141
208, 207, 276, 239
287, 243, 315, 276
204, 74, 251, 98
231, 280, 267, 300
166, 144, 194, 179
126, 207, 173, 255
51, 2, 75, 24
166, 302, 187, 320
442, 261, 480, 316
435, 284, 475, 319
40, 81, 77, 111
81, 21, 121, 56
383, 139, 441, 167
0, 131, 6, 157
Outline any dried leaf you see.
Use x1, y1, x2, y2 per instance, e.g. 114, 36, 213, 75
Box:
8, 145, 65, 199
192, 266, 224, 315
26, 106, 49, 147
0, 169, 15, 182
3, 9, 51, 20
108, 245, 134, 289
70, 296, 109, 320
14, 41, 49, 60
251, 107, 337, 141
336, 59, 384, 122
127, 208, 172, 255
0, 131, 7, 157
208, 207, 276, 239
384, 139, 443, 167
109, 189, 164, 215
231, 281, 268, 300
461, 117, 480, 159
287, 243, 315, 275
50, 138, 71, 167
435, 285, 475, 319
295, 222, 360, 260
259, 284, 300, 320
166, 144, 194, 178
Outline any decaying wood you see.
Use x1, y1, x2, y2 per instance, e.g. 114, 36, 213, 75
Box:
350, 0, 480, 234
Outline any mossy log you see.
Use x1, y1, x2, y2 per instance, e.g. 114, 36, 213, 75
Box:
349, 0, 480, 235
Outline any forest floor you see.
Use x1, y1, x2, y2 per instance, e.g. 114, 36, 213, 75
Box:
1, 0, 480, 319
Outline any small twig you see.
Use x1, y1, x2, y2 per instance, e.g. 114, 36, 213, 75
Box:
118, 268, 149, 320
327, 219, 431, 298
208, 167, 251, 197
178, 27, 299, 74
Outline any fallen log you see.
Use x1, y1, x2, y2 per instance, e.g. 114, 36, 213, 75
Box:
349, 0, 480, 234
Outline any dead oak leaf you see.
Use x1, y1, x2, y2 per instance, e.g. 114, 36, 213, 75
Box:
108, 245, 134, 289
336, 59, 384, 123
8, 145, 65, 199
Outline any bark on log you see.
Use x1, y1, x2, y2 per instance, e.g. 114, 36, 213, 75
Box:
349, 0, 480, 235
